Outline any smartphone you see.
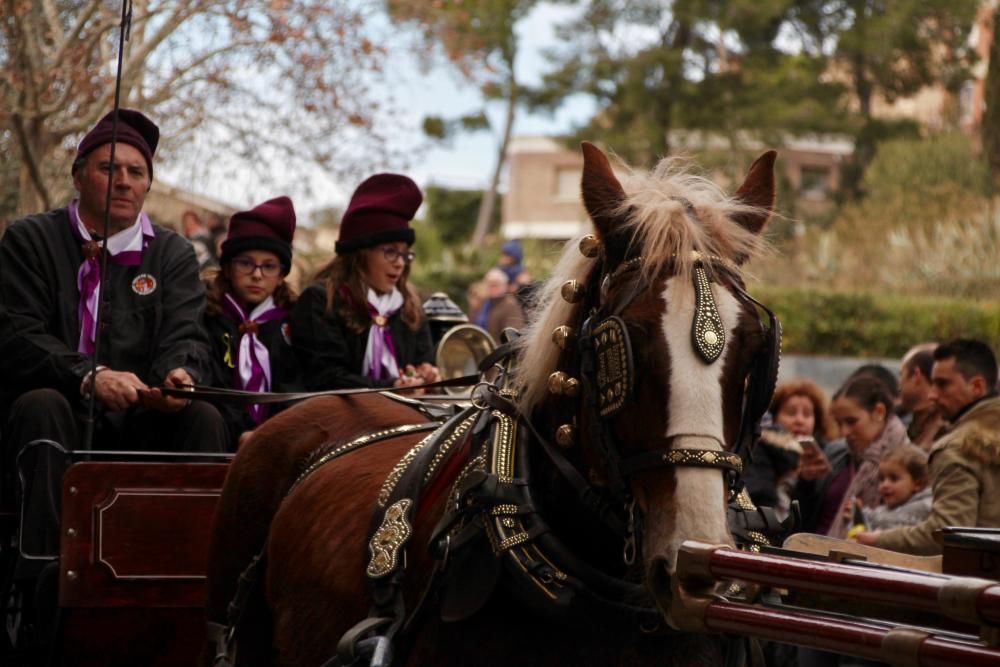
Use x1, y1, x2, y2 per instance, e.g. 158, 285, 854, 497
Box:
797, 436, 820, 456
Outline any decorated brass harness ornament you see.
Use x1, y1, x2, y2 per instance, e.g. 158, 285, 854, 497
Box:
691, 260, 726, 363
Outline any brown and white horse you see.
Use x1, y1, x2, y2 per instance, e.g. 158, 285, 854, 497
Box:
203, 142, 777, 666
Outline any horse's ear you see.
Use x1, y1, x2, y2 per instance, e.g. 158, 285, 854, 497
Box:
580, 141, 626, 243
732, 150, 777, 234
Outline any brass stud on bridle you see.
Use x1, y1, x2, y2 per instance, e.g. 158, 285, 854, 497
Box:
578, 234, 602, 258
555, 424, 576, 448
548, 371, 580, 397
551, 325, 576, 350
561, 280, 584, 303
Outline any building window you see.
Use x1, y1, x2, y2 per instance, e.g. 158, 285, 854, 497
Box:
799, 166, 830, 200
555, 167, 582, 201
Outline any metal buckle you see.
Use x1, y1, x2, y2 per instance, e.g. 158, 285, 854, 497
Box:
470, 381, 496, 410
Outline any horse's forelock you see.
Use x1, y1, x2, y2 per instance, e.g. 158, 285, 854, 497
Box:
616, 157, 770, 285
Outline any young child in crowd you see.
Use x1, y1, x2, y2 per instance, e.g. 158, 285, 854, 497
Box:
862, 444, 932, 531
202, 196, 301, 449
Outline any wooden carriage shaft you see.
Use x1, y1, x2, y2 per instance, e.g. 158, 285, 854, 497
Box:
701, 600, 1000, 667
679, 542, 1000, 626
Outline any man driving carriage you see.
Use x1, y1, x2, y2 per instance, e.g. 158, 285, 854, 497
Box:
0, 110, 227, 591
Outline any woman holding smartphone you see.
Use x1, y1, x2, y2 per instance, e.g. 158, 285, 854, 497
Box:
796, 376, 911, 537
745, 379, 836, 516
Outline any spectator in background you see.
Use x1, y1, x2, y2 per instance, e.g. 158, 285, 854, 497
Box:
471, 267, 525, 342
497, 238, 524, 287
466, 280, 487, 322
857, 339, 1000, 554
182, 209, 218, 270
796, 376, 909, 538
745, 379, 836, 519
898, 343, 945, 450
859, 444, 932, 532
848, 362, 900, 405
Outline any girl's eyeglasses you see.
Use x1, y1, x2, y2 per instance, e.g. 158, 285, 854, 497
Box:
381, 246, 416, 264
231, 257, 285, 277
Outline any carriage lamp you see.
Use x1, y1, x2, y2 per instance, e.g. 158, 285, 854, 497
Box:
551, 325, 577, 350
548, 371, 581, 397
561, 280, 584, 303
555, 424, 576, 448
578, 235, 602, 258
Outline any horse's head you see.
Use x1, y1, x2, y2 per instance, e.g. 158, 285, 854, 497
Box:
514, 142, 777, 625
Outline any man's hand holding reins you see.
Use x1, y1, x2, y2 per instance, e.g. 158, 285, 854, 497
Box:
139, 367, 195, 413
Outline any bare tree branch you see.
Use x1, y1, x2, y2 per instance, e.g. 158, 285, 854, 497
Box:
50, 0, 104, 72
40, 0, 65, 50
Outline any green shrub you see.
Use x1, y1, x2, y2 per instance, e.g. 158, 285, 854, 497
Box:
751, 287, 1000, 356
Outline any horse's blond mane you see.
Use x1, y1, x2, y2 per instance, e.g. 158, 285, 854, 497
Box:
513, 154, 769, 414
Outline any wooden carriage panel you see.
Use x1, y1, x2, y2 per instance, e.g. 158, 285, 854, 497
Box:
56, 461, 229, 666
59, 461, 229, 608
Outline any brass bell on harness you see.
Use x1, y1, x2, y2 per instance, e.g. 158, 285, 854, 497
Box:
561, 280, 584, 303
551, 325, 576, 350
578, 235, 602, 258
555, 424, 576, 448
548, 371, 580, 397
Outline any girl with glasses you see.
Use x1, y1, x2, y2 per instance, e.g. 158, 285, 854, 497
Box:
291, 173, 440, 390
202, 196, 302, 449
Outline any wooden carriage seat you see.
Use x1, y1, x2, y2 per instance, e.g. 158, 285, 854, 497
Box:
57, 459, 230, 667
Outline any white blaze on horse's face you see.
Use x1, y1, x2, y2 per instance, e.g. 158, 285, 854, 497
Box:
644, 275, 739, 579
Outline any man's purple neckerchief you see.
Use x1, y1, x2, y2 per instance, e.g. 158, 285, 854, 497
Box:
68, 199, 154, 355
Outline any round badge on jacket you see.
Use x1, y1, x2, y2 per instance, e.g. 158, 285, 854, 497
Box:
132, 273, 157, 296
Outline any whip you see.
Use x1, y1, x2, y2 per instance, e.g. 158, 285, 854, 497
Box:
83, 0, 134, 450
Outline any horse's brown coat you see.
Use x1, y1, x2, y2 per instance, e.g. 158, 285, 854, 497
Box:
202, 394, 429, 665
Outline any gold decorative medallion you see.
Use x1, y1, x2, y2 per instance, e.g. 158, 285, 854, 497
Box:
367, 499, 412, 578
373, 315, 388, 327
691, 264, 725, 363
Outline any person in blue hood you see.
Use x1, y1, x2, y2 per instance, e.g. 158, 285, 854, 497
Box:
498, 239, 523, 285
